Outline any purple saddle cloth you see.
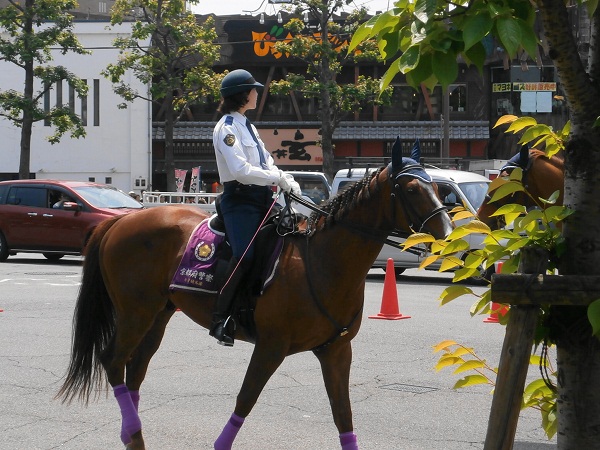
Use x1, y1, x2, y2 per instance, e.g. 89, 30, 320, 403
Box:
170, 216, 283, 294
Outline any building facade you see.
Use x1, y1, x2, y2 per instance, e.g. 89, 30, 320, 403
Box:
0, 22, 151, 195
0, 8, 578, 193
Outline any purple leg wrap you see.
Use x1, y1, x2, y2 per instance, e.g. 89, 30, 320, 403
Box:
340, 431, 358, 450
130, 390, 140, 411
113, 384, 142, 445
214, 413, 245, 450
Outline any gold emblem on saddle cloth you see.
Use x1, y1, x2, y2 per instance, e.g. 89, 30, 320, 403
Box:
224, 134, 236, 146
195, 241, 215, 262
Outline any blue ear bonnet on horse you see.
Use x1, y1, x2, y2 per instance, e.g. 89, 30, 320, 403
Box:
391, 158, 432, 183
389, 136, 432, 183
501, 144, 530, 172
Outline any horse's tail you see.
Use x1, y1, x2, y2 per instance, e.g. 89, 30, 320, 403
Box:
56, 215, 123, 405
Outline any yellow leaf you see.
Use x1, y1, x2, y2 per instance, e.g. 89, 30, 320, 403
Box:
487, 175, 508, 193
403, 232, 435, 250
452, 210, 475, 221
439, 285, 473, 305
493, 115, 518, 128
448, 346, 474, 358
419, 254, 441, 269
453, 359, 486, 374
462, 220, 492, 234
441, 239, 469, 255
435, 356, 463, 371
440, 256, 463, 272
453, 374, 489, 388
432, 340, 458, 352
506, 116, 538, 133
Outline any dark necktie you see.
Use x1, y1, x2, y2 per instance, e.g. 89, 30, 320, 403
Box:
246, 118, 268, 169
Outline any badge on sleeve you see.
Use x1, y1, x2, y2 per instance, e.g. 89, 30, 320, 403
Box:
224, 134, 236, 146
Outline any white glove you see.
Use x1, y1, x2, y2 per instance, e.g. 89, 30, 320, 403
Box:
278, 171, 302, 196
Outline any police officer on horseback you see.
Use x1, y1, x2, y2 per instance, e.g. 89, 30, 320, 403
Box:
211, 69, 301, 346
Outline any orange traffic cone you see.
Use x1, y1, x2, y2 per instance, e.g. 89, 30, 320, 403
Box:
369, 258, 411, 320
484, 262, 508, 323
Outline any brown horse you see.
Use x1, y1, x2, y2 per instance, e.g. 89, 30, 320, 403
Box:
477, 146, 565, 229
56, 143, 453, 449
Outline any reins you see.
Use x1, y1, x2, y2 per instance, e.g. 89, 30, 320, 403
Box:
295, 164, 446, 351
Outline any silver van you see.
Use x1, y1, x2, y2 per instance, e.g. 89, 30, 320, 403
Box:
331, 166, 492, 280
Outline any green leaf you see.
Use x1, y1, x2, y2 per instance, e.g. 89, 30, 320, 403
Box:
380, 58, 402, 91
453, 374, 489, 388
399, 45, 421, 73
517, 18, 539, 59
463, 41, 486, 71
489, 181, 525, 202
414, 0, 437, 24
539, 190, 560, 205
432, 49, 458, 90
519, 124, 553, 145
462, 12, 492, 52
441, 239, 470, 255
496, 17, 521, 57
587, 299, 600, 337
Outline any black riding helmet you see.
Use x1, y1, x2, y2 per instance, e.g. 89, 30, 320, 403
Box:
220, 69, 264, 98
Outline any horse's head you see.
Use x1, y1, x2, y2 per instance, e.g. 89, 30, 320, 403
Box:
477, 145, 564, 230
388, 137, 453, 240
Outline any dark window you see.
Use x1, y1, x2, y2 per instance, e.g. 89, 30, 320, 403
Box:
94, 79, 100, 126
0, 185, 8, 204
448, 85, 467, 112
7, 187, 47, 207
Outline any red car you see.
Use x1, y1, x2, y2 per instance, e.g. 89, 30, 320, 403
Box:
0, 180, 144, 261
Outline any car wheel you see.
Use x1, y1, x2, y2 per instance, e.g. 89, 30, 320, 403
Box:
43, 253, 64, 261
0, 232, 9, 262
383, 266, 406, 277
394, 267, 406, 277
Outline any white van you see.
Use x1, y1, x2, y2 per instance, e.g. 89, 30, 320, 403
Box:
331, 165, 492, 281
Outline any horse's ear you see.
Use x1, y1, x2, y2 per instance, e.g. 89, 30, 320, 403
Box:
391, 136, 402, 172
518, 144, 530, 167
411, 138, 421, 162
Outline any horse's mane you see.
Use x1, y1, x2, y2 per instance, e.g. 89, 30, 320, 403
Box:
306, 167, 386, 232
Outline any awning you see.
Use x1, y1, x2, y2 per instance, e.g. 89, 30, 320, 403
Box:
153, 120, 490, 141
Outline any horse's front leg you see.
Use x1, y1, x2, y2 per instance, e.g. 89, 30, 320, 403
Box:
314, 341, 358, 450
214, 342, 287, 450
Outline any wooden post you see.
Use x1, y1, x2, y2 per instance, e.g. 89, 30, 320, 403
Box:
485, 247, 546, 450
483, 305, 538, 450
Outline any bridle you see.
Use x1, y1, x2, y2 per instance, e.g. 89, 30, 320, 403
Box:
391, 163, 448, 235
294, 163, 449, 351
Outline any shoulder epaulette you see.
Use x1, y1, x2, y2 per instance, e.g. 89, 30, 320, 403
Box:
224, 116, 234, 125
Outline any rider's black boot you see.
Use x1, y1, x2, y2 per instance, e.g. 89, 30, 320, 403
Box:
209, 258, 250, 346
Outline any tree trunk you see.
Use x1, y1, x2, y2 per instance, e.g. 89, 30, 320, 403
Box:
538, 1, 600, 447
555, 312, 600, 449
19, 14, 34, 180
318, 3, 336, 181
164, 91, 176, 191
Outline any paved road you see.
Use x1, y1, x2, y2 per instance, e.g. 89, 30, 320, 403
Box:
0, 255, 556, 449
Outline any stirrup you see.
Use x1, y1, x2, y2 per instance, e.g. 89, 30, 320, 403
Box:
212, 317, 235, 347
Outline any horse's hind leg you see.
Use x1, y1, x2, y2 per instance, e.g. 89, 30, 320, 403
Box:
313, 341, 358, 450
120, 307, 175, 448
214, 342, 287, 450
100, 306, 168, 449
